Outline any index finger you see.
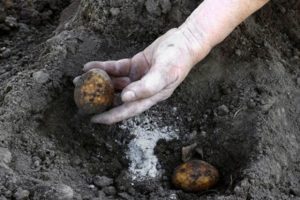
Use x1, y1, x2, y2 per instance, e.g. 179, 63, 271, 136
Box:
83, 59, 131, 77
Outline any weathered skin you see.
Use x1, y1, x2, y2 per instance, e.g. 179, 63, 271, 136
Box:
172, 160, 219, 192
81, 0, 269, 124
74, 68, 114, 114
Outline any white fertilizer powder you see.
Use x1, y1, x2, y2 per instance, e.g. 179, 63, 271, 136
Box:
120, 116, 179, 181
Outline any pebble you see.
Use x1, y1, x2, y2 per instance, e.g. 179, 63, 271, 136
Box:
13, 188, 30, 200
247, 101, 256, 109
110, 8, 120, 16
235, 49, 242, 56
0, 147, 12, 165
93, 176, 113, 188
4, 16, 18, 28
118, 192, 133, 200
217, 105, 229, 116
103, 186, 117, 196
181, 143, 197, 162
18, 23, 30, 33
200, 131, 207, 137
160, 0, 172, 14
1, 48, 11, 58
71, 156, 82, 166
32, 183, 74, 200
32, 70, 50, 84
145, 0, 161, 16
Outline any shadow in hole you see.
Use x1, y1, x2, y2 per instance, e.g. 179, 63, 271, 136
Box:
155, 110, 260, 195
38, 79, 132, 177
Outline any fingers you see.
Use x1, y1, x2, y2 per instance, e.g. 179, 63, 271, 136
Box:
121, 63, 179, 102
91, 90, 172, 124
111, 77, 131, 90
91, 101, 153, 125
73, 76, 80, 85
83, 52, 151, 81
128, 52, 151, 81
121, 70, 166, 102
83, 59, 131, 77
73, 75, 131, 91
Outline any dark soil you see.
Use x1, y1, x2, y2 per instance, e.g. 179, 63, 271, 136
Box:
0, 0, 299, 200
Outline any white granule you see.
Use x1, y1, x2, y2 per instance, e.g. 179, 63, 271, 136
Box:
120, 115, 179, 181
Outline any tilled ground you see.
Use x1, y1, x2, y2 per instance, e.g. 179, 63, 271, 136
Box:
0, 0, 299, 200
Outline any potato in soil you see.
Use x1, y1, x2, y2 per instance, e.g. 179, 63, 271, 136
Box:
74, 69, 114, 114
172, 160, 219, 192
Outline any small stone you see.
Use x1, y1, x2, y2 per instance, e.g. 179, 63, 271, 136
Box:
33, 160, 40, 168
110, 8, 120, 16
93, 176, 113, 188
145, 0, 161, 16
182, 143, 197, 162
200, 131, 207, 137
118, 192, 133, 200
168, 193, 177, 200
127, 187, 135, 195
235, 49, 242, 56
71, 156, 82, 166
13, 188, 30, 200
32, 70, 50, 84
32, 183, 73, 200
168, 6, 182, 23
1, 48, 11, 58
247, 99, 256, 109
18, 23, 30, 33
233, 185, 243, 196
103, 186, 116, 196
4, 16, 18, 28
160, 0, 172, 14
279, 6, 286, 14
0, 147, 12, 165
217, 105, 229, 116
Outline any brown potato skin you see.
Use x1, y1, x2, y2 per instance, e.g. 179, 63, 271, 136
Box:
74, 69, 114, 114
172, 160, 219, 192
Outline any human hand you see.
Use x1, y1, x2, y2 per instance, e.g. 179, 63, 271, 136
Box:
79, 28, 211, 124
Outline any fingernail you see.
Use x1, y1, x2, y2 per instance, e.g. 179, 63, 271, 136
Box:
122, 91, 135, 102
83, 64, 88, 71
73, 76, 80, 85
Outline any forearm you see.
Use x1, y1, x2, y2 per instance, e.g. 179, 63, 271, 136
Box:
179, 0, 269, 63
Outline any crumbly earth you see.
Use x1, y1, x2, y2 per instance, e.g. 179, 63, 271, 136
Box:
0, 0, 299, 200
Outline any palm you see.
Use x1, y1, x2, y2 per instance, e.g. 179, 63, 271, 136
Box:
79, 28, 198, 124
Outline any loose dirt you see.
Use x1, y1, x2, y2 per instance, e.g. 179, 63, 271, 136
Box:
0, 0, 299, 199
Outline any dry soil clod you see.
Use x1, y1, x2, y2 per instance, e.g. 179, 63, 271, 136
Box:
172, 160, 219, 192
74, 69, 114, 114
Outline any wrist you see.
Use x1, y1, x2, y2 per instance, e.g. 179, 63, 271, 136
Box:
178, 21, 213, 65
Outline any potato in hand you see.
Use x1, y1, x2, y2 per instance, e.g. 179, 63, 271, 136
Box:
74, 69, 114, 114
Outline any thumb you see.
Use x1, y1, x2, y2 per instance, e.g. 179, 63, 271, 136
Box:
121, 68, 170, 102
